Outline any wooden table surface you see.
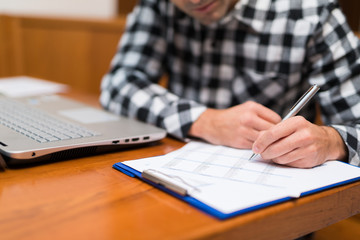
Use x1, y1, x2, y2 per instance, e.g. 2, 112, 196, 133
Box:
1, 91, 360, 240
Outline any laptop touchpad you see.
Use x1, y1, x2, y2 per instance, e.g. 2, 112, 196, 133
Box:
59, 108, 119, 124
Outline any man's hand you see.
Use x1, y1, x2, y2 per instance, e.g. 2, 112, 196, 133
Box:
188, 101, 282, 149
252, 116, 348, 168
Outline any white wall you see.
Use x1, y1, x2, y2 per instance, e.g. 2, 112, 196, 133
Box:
0, 0, 118, 18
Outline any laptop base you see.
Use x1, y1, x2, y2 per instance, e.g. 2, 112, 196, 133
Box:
3, 141, 162, 168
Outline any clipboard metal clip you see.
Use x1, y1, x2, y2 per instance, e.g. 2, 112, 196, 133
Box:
142, 169, 200, 196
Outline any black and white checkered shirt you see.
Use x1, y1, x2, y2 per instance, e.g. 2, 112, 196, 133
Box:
100, 0, 360, 166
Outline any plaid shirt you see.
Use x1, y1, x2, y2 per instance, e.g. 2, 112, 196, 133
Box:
100, 0, 360, 166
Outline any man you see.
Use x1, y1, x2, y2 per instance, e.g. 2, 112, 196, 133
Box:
100, 0, 360, 168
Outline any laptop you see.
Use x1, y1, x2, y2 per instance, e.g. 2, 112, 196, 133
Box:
0, 94, 166, 167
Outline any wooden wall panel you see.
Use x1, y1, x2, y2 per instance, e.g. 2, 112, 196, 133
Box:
118, 0, 137, 14
88, 31, 123, 93
0, 16, 126, 94
0, 15, 23, 77
21, 26, 91, 90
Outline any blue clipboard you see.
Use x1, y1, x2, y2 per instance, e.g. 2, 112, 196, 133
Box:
114, 162, 312, 220
113, 141, 360, 220
113, 161, 360, 220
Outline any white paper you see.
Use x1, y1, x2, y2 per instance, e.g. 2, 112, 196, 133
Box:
122, 141, 360, 214
0, 76, 68, 98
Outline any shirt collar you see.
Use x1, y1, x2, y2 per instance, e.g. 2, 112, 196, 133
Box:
220, 0, 272, 33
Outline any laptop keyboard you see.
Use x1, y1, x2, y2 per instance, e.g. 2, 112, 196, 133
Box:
0, 98, 100, 143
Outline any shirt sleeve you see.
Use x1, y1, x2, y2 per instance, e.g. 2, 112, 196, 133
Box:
306, 2, 360, 166
100, 0, 207, 139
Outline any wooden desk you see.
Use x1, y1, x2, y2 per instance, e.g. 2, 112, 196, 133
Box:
1, 92, 360, 240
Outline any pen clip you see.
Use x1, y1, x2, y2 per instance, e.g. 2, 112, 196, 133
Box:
142, 169, 199, 196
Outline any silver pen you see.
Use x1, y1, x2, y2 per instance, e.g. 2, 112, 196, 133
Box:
249, 84, 320, 161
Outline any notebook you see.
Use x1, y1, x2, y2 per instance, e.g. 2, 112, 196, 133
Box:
0, 94, 166, 166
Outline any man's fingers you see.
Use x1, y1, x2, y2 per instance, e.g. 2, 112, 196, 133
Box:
255, 104, 282, 124
252, 117, 302, 154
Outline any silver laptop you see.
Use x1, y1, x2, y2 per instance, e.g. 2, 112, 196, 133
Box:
0, 94, 166, 166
